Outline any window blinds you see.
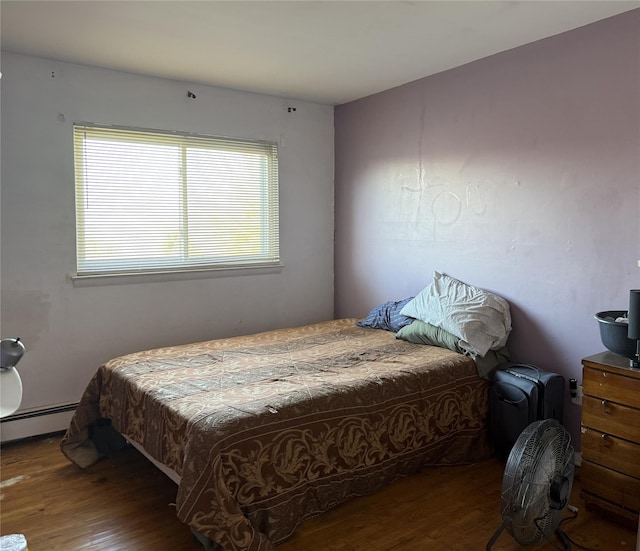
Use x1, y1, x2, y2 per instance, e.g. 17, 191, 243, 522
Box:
73, 124, 279, 276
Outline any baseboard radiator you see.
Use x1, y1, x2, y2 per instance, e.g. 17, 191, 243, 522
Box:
0, 403, 78, 443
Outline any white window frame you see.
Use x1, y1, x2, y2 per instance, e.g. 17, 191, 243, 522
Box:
72, 123, 280, 282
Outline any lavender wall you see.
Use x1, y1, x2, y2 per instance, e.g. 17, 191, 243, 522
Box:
334, 10, 640, 448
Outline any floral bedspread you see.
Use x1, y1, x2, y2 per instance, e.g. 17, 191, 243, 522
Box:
61, 319, 490, 551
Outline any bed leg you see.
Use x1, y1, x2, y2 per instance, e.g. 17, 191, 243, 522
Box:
191, 528, 220, 551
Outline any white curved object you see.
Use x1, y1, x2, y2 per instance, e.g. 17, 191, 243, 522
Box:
0, 367, 23, 418
0, 534, 28, 551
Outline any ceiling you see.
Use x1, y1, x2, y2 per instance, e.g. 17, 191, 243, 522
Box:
1, 1, 638, 105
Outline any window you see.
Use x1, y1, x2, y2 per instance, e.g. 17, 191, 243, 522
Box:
73, 124, 279, 277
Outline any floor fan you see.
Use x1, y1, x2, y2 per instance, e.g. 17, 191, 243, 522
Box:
487, 418, 575, 550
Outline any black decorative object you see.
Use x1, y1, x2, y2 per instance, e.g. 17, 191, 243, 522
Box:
628, 289, 640, 368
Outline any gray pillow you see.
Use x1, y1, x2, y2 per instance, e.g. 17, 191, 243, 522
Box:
399, 272, 511, 356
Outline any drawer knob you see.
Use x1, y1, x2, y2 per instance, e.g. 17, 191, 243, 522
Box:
601, 400, 612, 414
601, 433, 612, 448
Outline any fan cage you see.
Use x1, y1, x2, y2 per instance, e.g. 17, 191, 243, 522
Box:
500, 419, 574, 545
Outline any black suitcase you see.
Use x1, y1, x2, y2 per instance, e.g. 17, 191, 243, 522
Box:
489, 363, 565, 459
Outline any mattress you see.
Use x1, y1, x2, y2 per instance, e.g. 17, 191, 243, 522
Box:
61, 319, 491, 551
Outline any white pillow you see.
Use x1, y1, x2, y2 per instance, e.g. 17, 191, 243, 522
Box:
400, 272, 511, 357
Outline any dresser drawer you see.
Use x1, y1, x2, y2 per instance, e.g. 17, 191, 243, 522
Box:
581, 427, 640, 479
582, 395, 640, 442
583, 366, 640, 408
581, 461, 640, 512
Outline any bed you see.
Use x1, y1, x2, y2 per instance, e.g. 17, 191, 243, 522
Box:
61, 318, 492, 551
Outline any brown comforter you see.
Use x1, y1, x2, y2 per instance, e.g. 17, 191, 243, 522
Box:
61, 319, 490, 551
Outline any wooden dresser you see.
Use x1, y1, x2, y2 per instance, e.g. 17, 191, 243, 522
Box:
581, 352, 640, 525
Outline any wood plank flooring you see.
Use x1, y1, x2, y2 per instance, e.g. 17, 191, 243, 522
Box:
1, 434, 637, 550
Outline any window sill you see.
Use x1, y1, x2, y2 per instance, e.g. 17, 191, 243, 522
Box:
70, 263, 284, 287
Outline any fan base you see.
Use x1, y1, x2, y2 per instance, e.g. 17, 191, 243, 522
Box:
486, 520, 572, 551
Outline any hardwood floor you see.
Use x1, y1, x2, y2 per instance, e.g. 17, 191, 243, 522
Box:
1, 434, 636, 550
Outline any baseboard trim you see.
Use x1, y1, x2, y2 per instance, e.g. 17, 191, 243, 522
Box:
0, 403, 78, 443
